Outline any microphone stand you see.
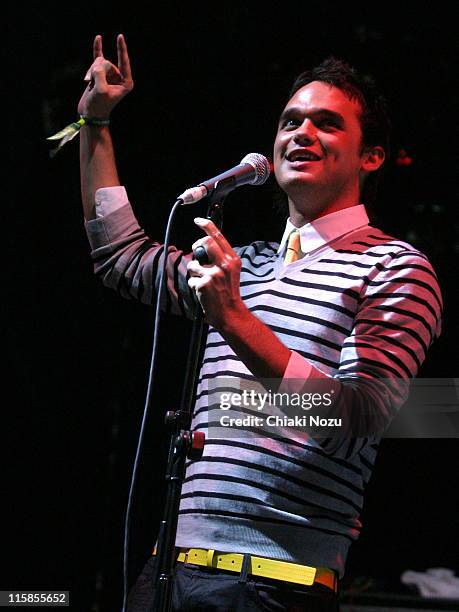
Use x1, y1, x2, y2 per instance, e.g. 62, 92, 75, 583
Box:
152, 194, 226, 612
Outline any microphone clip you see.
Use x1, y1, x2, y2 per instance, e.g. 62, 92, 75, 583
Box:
192, 200, 225, 265
179, 175, 237, 206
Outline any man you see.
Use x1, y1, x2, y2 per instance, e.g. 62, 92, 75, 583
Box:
78, 35, 442, 611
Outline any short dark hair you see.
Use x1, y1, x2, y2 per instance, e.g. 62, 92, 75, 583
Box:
277, 57, 391, 216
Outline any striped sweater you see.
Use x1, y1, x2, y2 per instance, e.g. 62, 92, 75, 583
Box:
85, 196, 442, 576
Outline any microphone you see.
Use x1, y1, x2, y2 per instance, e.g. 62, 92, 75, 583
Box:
177, 153, 271, 205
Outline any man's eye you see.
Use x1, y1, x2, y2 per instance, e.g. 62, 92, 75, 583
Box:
319, 119, 339, 129
283, 118, 299, 128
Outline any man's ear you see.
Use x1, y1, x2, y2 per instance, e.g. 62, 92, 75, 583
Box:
361, 145, 385, 173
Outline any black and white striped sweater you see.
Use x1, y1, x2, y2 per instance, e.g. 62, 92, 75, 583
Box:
86, 197, 442, 576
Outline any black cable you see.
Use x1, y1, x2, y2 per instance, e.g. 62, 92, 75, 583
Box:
121, 199, 183, 612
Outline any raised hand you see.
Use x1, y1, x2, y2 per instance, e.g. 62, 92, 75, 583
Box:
78, 34, 134, 119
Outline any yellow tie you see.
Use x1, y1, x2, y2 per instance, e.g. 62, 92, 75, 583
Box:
284, 229, 302, 264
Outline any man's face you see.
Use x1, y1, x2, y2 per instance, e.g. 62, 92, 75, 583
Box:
274, 80, 368, 218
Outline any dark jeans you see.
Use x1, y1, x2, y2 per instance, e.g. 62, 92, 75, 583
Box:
127, 556, 339, 611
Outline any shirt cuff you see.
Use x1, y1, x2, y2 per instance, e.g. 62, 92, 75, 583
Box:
94, 186, 128, 218
278, 350, 315, 394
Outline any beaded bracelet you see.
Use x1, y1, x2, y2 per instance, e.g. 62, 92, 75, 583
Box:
47, 115, 110, 157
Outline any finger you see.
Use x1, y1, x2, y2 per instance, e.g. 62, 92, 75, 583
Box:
85, 37, 103, 81
93, 34, 103, 60
105, 59, 123, 83
188, 275, 211, 292
192, 235, 223, 254
117, 33, 133, 80
84, 56, 104, 82
191, 236, 225, 264
194, 218, 233, 253
191, 235, 210, 252
91, 58, 123, 87
187, 259, 219, 277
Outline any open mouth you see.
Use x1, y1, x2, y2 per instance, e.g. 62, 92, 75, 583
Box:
286, 150, 321, 162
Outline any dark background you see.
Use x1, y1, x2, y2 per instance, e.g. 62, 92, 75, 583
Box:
5, 3, 458, 610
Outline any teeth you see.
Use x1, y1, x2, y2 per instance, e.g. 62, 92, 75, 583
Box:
288, 151, 319, 162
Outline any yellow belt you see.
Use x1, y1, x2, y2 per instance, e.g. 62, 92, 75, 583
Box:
175, 548, 337, 592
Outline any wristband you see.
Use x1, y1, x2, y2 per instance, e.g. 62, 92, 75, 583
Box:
46, 115, 110, 157
81, 115, 110, 126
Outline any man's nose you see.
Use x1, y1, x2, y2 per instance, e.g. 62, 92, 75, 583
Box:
294, 119, 316, 145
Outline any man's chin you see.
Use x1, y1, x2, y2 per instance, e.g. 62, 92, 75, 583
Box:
280, 177, 322, 202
